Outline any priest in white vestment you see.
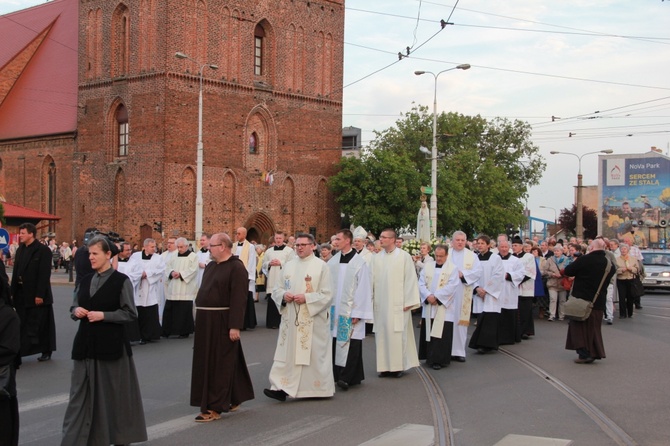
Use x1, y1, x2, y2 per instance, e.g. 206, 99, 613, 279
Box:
160, 236, 177, 323
264, 233, 334, 401
262, 232, 295, 329
163, 237, 198, 338
371, 228, 420, 377
512, 236, 537, 339
128, 238, 165, 344
418, 245, 460, 369
448, 231, 482, 362
497, 239, 525, 345
328, 229, 373, 390
117, 243, 143, 291
468, 235, 505, 353
196, 234, 211, 288
235, 227, 258, 330
352, 226, 373, 266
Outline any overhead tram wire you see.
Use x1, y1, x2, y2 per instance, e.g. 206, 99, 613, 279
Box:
344, 0, 461, 89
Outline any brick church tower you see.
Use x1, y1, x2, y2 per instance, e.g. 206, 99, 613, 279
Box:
75, 0, 344, 244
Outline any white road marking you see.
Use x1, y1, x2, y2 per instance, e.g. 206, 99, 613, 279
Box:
232, 415, 344, 446
19, 393, 69, 413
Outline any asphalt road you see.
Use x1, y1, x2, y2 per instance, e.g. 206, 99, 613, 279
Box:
13, 281, 670, 445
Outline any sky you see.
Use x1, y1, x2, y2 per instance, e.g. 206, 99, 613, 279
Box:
2, 0, 669, 226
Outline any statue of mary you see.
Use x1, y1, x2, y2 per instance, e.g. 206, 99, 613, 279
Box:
417, 199, 431, 242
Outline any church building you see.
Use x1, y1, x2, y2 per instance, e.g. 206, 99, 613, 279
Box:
0, 0, 344, 244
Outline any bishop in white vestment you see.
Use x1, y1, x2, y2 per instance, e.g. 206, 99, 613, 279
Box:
418, 245, 460, 369
328, 230, 373, 390
371, 229, 420, 377
264, 234, 334, 401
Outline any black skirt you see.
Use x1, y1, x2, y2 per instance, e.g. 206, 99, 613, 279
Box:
265, 294, 281, 329
498, 308, 521, 345
161, 300, 194, 337
469, 312, 500, 350
332, 339, 365, 386
418, 319, 453, 366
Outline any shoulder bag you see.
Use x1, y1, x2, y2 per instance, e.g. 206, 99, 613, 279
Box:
630, 273, 645, 299
564, 259, 612, 321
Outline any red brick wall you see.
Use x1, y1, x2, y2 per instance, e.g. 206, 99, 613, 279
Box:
72, 0, 343, 245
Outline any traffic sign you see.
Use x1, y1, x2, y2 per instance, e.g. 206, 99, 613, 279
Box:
421, 186, 433, 195
0, 228, 9, 249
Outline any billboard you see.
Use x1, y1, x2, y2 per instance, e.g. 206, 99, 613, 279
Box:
599, 152, 670, 248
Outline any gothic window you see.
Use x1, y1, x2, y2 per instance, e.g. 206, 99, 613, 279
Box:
254, 24, 265, 76
112, 4, 130, 77
249, 132, 258, 154
116, 105, 129, 157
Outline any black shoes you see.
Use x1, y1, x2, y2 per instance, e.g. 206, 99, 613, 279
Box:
574, 357, 595, 364
378, 371, 404, 378
37, 353, 51, 362
336, 380, 349, 391
431, 364, 442, 370
263, 388, 287, 402
451, 356, 466, 363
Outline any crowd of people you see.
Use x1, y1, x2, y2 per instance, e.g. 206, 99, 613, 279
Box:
0, 223, 647, 445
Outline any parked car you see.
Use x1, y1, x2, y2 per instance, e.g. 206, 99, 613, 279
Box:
641, 250, 670, 291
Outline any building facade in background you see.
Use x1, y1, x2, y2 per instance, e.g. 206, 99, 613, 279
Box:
0, 0, 344, 245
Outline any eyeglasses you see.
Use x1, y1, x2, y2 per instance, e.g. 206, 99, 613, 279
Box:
294, 243, 312, 247
209, 244, 222, 247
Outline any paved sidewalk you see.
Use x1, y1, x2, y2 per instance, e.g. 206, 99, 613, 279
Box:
6, 266, 75, 285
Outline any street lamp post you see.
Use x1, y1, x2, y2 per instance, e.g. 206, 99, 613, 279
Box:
550, 149, 613, 239
414, 64, 470, 239
175, 51, 218, 241
539, 205, 557, 225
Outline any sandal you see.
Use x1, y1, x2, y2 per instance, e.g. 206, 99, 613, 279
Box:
230, 404, 240, 412
194, 410, 221, 422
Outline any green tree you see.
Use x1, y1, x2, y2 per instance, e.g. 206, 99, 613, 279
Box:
330, 105, 545, 237
329, 148, 422, 234
558, 205, 598, 239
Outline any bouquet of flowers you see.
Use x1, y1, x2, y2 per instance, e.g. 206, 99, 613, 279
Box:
400, 238, 443, 257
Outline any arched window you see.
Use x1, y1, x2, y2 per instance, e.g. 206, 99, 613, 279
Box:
116, 105, 129, 156
254, 24, 265, 76
112, 4, 130, 76
249, 132, 258, 154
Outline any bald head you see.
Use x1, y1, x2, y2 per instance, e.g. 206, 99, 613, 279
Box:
235, 227, 247, 243
590, 238, 606, 252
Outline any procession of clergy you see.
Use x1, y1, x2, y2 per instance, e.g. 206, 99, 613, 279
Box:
116, 224, 540, 419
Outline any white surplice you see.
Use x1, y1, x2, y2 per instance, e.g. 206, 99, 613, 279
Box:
235, 240, 257, 293
195, 249, 210, 288
262, 245, 295, 295
129, 251, 165, 307
371, 248, 421, 372
472, 252, 505, 314
327, 250, 373, 367
499, 254, 525, 309
269, 254, 334, 398
165, 252, 199, 301
448, 248, 482, 358
116, 258, 143, 291
516, 252, 537, 297
418, 262, 460, 340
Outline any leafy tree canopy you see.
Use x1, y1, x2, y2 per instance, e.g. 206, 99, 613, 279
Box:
559, 204, 598, 240
329, 105, 545, 237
